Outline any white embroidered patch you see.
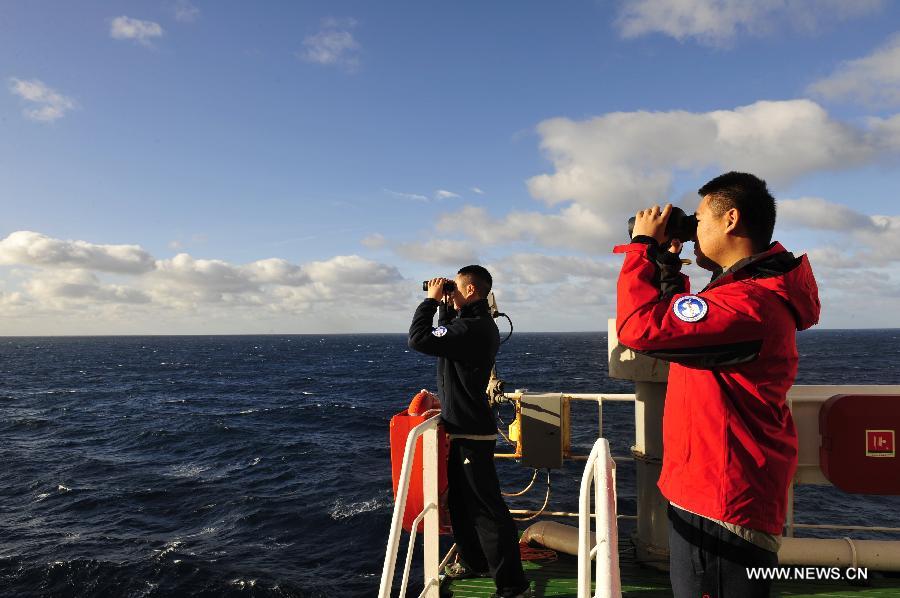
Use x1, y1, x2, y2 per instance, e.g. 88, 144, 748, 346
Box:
432, 326, 448, 337
463, 458, 471, 465
673, 295, 708, 323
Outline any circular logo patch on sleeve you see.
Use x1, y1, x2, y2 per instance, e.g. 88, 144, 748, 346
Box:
431, 326, 448, 337
673, 295, 708, 322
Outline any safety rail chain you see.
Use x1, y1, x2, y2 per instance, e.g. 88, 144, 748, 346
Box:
379, 414, 444, 598
578, 438, 622, 598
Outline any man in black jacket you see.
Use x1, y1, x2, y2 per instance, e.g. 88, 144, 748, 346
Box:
409, 265, 529, 598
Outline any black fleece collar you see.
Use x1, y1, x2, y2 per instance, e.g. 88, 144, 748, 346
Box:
459, 298, 491, 317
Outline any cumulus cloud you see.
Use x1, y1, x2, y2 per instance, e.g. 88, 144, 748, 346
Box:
778, 198, 900, 265
8, 78, 76, 122
439, 99, 900, 254
808, 33, 900, 107
436, 204, 624, 255
361, 233, 387, 249
394, 239, 478, 265
616, 0, 884, 46
304, 255, 401, 285
25, 270, 151, 305
299, 18, 361, 71
0, 231, 410, 331
778, 197, 882, 232
0, 231, 155, 273
110, 16, 164, 45
488, 254, 619, 285
174, 0, 200, 23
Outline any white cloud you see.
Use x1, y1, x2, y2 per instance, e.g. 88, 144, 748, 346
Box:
299, 18, 361, 71
471, 187, 485, 195
385, 189, 428, 202
174, 0, 200, 23
778, 198, 900, 265
110, 16, 164, 45
0, 231, 411, 332
488, 254, 619, 285
0, 231, 155, 273
616, 0, 884, 46
436, 204, 628, 255
808, 33, 900, 107
25, 270, 151, 305
8, 78, 76, 122
778, 197, 881, 232
434, 190, 461, 200
445, 99, 900, 254
394, 239, 478, 265
304, 255, 401, 285
361, 233, 387, 249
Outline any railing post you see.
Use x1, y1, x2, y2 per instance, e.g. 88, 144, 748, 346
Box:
422, 423, 440, 597
379, 417, 438, 598
578, 439, 622, 598
578, 441, 598, 598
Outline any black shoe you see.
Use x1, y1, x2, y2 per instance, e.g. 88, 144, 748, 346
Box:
443, 561, 489, 580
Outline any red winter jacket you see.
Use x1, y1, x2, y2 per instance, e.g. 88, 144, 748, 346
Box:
614, 239, 820, 534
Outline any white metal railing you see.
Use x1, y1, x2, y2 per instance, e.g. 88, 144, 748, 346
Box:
578, 438, 622, 598
379, 415, 441, 598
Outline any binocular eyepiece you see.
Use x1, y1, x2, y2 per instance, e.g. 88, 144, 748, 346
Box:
627, 206, 698, 244
422, 280, 457, 293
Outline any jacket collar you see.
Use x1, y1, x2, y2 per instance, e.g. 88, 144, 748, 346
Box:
707, 242, 791, 288
459, 298, 491, 317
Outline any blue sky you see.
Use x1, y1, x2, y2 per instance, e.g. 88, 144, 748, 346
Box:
2, 1, 900, 333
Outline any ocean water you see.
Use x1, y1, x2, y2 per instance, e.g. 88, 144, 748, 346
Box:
1, 330, 899, 597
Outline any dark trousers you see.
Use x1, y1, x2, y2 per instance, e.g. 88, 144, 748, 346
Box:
668, 504, 778, 598
447, 438, 527, 597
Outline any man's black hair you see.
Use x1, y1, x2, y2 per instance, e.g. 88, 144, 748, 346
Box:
457, 265, 493, 297
698, 171, 776, 252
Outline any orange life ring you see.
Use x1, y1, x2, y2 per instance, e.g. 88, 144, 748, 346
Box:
407, 389, 440, 416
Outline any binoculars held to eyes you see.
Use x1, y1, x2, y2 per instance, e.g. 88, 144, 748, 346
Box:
421, 280, 457, 293
627, 206, 698, 244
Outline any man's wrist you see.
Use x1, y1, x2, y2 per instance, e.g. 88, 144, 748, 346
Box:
631, 235, 659, 247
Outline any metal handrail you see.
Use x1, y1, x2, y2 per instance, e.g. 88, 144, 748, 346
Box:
379, 415, 441, 598
577, 438, 621, 598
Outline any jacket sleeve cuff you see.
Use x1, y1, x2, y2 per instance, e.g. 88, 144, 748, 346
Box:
631, 235, 659, 247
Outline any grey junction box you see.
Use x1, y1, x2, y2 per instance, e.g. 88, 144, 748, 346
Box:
519, 393, 564, 469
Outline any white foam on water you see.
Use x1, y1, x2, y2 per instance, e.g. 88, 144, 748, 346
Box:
35, 493, 50, 501
231, 579, 257, 588
57, 485, 71, 492
157, 540, 183, 558
169, 464, 208, 478
329, 497, 389, 521
249, 457, 260, 466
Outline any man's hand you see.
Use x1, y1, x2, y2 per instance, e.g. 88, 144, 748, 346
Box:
426, 277, 450, 301
632, 204, 672, 244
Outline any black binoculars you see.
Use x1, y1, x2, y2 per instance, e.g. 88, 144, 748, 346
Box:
627, 206, 698, 243
421, 280, 457, 293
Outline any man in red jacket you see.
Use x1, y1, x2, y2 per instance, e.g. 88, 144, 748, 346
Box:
614, 172, 820, 597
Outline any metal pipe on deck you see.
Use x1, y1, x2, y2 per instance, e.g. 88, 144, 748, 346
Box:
779, 537, 900, 571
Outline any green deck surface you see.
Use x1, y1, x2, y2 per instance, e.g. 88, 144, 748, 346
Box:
443, 537, 900, 597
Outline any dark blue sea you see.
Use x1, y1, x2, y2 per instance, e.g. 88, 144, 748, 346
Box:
1, 330, 899, 597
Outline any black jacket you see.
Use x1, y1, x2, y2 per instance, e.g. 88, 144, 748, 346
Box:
408, 298, 499, 435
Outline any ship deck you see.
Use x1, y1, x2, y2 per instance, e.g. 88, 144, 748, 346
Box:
443, 532, 900, 597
